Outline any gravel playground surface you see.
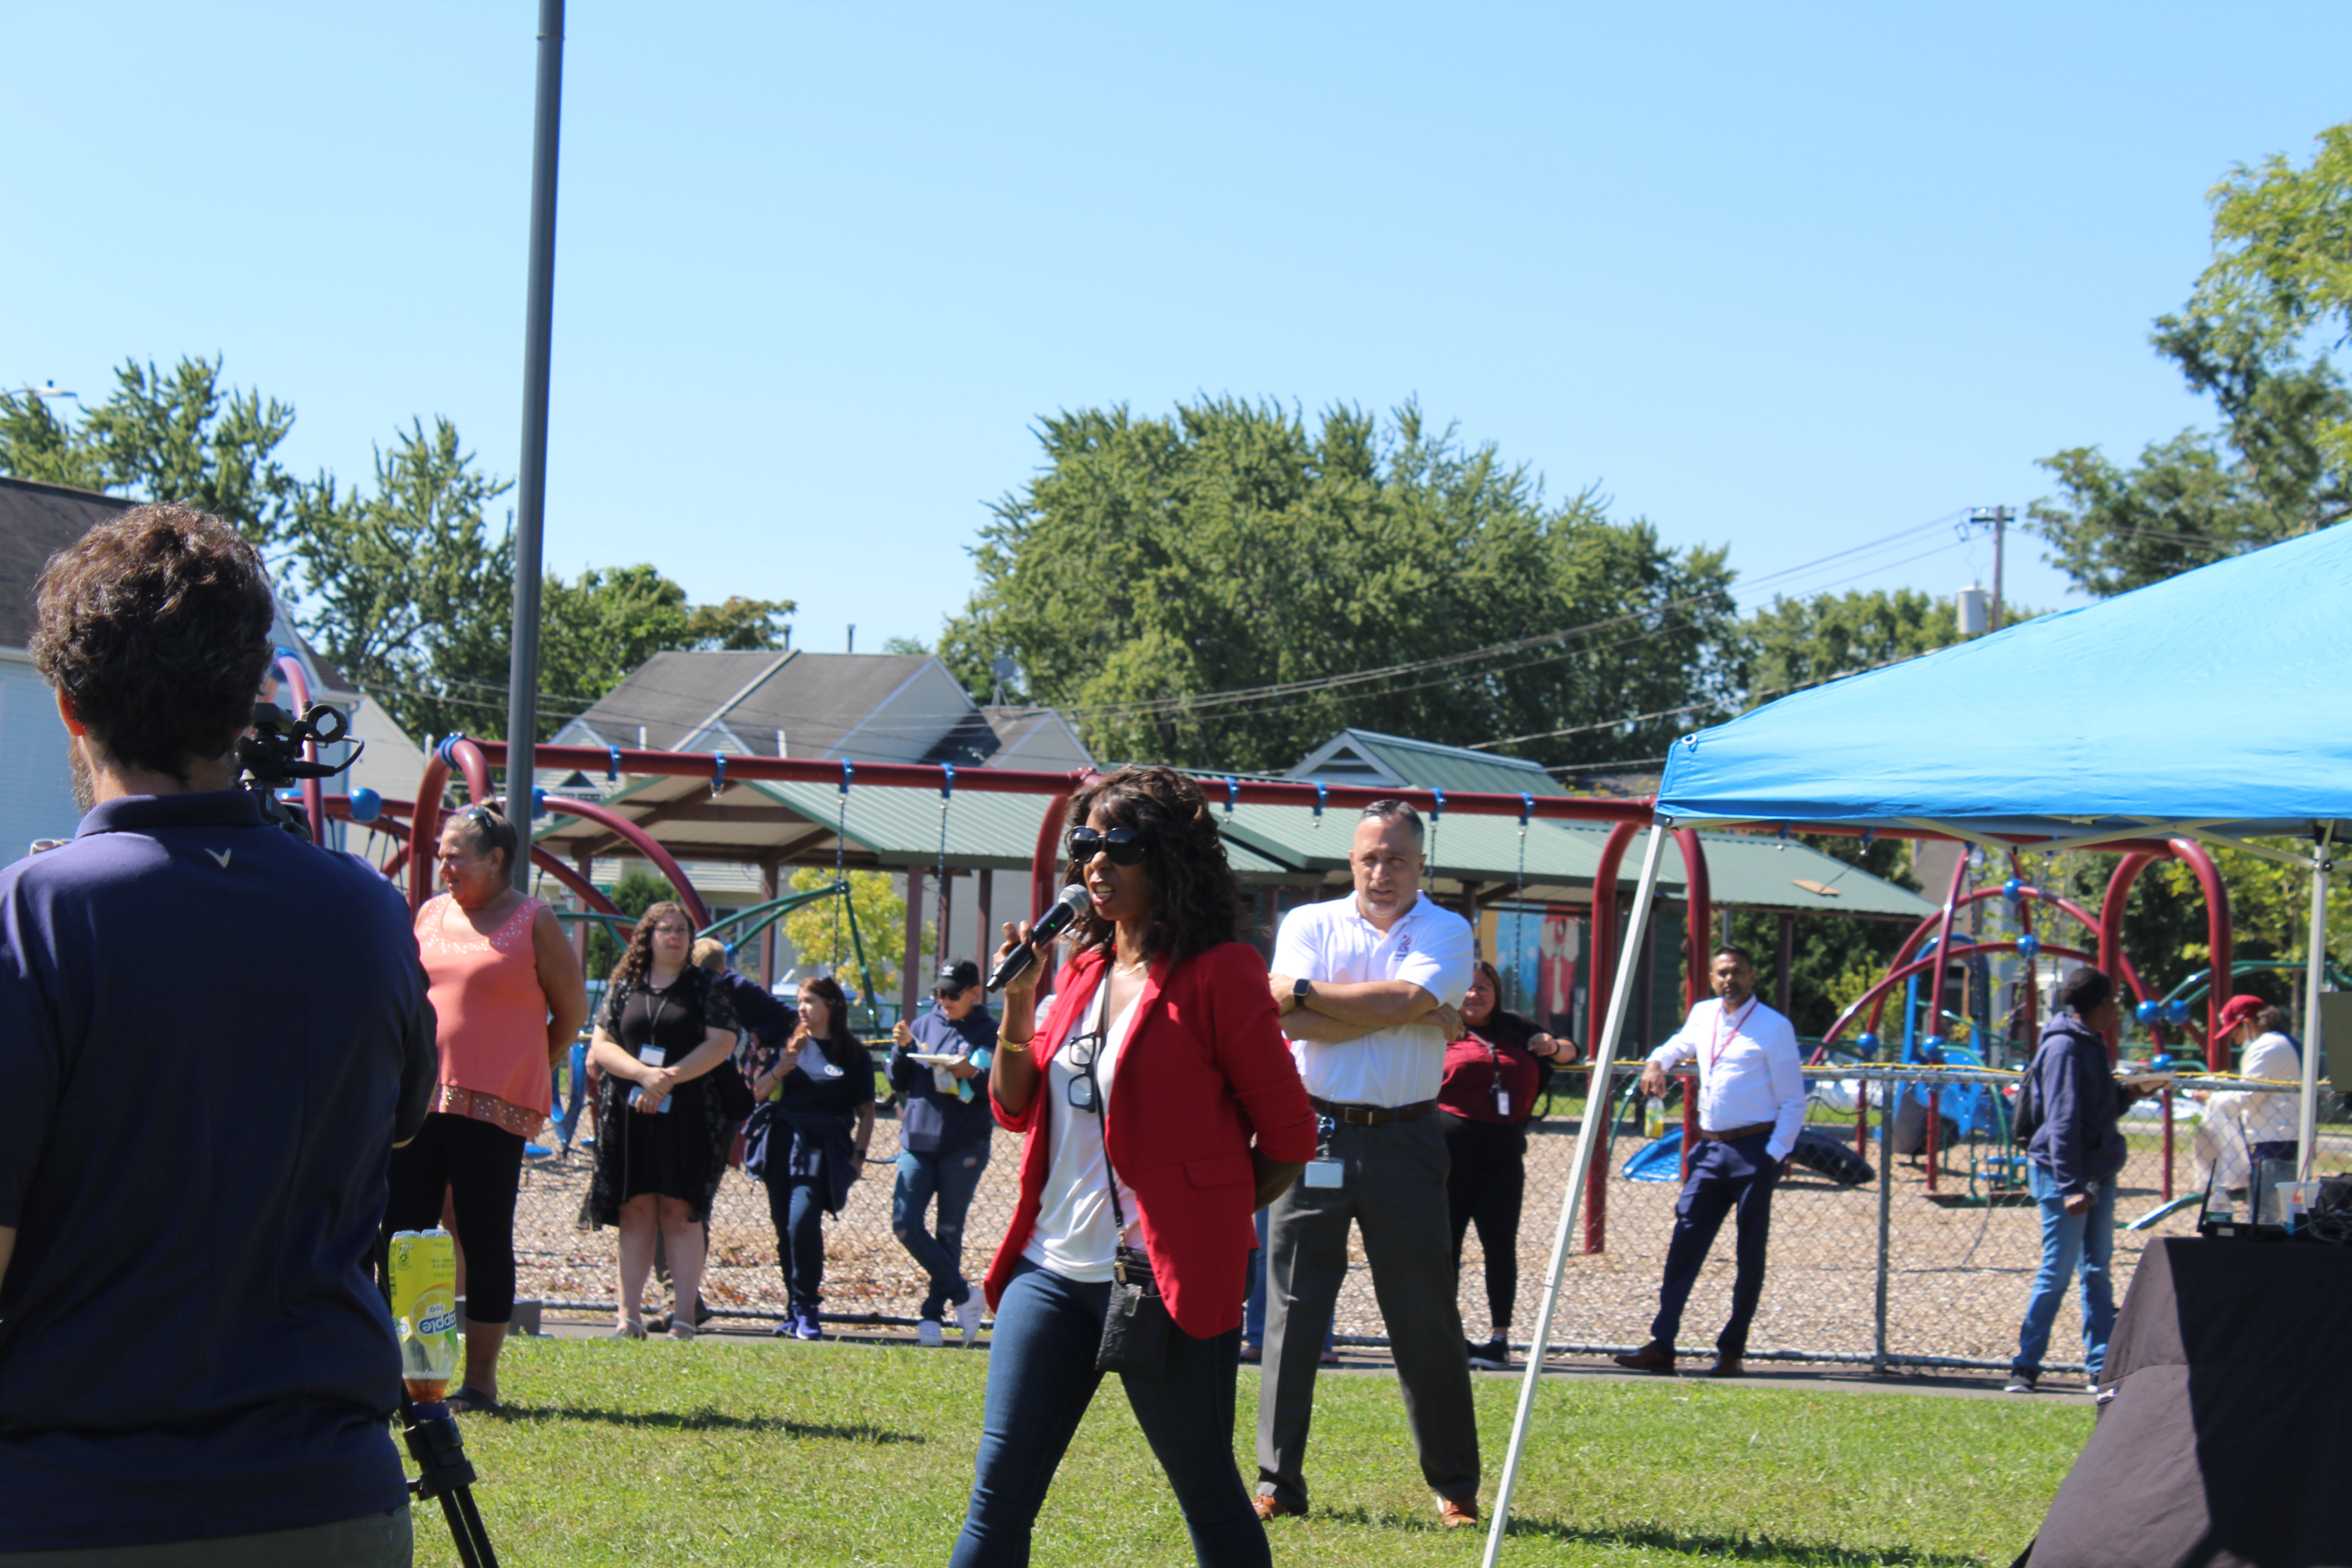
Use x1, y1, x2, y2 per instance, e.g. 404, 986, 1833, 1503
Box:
510, 1106, 2211, 1378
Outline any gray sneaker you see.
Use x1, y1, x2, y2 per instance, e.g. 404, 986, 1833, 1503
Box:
953, 1294, 984, 1348
2003, 1371, 2037, 1394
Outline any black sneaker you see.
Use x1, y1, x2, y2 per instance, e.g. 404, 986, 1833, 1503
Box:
2003, 1371, 2037, 1394
1468, 1336, 1512, 1371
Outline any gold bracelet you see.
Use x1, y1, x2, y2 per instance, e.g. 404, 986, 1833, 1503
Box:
998, 1036, 1035, 1053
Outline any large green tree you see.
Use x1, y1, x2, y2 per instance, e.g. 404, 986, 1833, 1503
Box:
0, 356, 305, 551
2033, 123, 2352, 596
1737, 587, 1966, 706
936, 398, 1740, 772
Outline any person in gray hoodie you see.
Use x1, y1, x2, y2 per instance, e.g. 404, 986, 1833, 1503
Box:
2005, 965, 2144, 1395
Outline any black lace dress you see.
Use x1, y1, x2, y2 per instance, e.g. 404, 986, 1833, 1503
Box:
587, 966, 741, 1225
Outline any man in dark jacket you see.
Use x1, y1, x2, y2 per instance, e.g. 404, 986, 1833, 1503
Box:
2006, 965, 2141, 1395
888, 960, 996, 1346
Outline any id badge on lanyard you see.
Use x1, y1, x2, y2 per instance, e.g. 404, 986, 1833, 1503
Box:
1303, 1115, 1345, 1189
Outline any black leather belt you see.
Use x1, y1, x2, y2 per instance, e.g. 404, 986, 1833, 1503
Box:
1699, 1122, 1774, 1142
1309, 1096, 1438, 1126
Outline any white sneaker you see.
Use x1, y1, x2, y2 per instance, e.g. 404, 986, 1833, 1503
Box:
916, 1318, 946, 1348
954, 1294, 984, 1348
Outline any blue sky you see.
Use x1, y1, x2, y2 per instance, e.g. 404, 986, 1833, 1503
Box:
9, 1, 2349, 688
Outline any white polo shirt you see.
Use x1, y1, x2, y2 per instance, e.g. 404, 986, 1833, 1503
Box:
1274, 890, 1475, 1108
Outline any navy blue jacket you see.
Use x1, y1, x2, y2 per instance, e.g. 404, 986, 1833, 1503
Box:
2022, 1012, 2128, 1195
890, 1004, 998, 1154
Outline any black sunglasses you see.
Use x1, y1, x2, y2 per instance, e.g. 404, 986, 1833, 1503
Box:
1065, 1024, 1105, 1114
1068, 826, 1148, 867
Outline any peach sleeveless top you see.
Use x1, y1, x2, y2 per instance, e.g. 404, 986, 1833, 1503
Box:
414, 893, 554, 1133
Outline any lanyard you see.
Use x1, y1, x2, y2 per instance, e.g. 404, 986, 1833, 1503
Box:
1706, 997, 1758, 1073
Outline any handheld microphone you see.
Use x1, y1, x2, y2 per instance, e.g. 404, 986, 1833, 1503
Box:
988, 883, 1090, 991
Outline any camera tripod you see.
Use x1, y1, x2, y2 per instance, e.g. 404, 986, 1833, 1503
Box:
399, 1393, 500, 1568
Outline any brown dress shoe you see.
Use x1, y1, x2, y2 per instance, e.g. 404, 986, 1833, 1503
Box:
1612, 1343, 1676, 1374
1439, 1496, 1480, 1530
1701, 1356, 1746, 1378
1252, 1493, 1306, 1522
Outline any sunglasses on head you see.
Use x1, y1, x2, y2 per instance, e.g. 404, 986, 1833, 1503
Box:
1068, 826, 1148, 866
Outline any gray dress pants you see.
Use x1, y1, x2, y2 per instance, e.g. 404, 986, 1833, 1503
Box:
1255, 1112, 1480, 1510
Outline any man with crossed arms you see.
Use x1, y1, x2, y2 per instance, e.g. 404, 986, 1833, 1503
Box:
1255, 799, 1482, 1529
1614, 942, 1805, 1378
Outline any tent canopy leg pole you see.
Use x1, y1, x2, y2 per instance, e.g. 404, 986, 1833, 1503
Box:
2300, 829, 2333, 1179
1482, 819, 1670, 1568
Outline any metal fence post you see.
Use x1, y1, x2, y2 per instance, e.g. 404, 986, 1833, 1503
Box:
1873, 1070, 1894, 1374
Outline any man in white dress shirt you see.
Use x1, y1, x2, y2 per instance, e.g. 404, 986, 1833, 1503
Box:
1614, 943, 1805, 1378
1254, 800, 1482, 1529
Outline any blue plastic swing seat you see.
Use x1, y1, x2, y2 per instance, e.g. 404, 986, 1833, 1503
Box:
1622, 1128, 1686, 1184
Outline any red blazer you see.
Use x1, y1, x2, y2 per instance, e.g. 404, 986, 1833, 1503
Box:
984, 941, 1317, 1338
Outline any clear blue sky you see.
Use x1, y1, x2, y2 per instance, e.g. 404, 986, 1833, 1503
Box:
10, 1, 2349, 692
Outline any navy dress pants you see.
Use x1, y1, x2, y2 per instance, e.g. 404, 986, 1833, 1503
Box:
1647, 1130, 1779, 1357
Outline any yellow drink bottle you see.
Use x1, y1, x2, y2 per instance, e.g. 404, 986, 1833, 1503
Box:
389, 1228, 460, 1404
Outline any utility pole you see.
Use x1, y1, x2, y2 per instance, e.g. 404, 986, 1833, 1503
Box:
1968, 506, 2011, 632
504, 0, 565, 888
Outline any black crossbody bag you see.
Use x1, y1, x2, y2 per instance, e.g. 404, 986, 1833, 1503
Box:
1071, 982, 1173, 1382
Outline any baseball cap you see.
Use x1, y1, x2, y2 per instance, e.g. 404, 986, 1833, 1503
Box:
2213, 994, 2266, 1037
935, 959, 981, 995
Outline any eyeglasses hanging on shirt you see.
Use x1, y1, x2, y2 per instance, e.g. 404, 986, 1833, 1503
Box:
1065, 984, 1112, 1116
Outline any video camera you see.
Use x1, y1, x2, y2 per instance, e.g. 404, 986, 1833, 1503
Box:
236, 702, 364, 842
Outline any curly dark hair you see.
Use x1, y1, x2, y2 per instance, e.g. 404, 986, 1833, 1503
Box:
796, 974, 866, 1073
31, 502, 276, 780
1063, 766, 1246, 963
611, 901, 696, 987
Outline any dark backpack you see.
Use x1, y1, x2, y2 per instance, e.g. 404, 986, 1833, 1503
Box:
2011, 1045, 2050, 1145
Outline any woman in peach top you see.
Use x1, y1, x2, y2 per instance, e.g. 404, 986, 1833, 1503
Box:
382, 806, 588, 1413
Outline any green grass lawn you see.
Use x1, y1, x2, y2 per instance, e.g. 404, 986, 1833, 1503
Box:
426, 1337, 2089, 1567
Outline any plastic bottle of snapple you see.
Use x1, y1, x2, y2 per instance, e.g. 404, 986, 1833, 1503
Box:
389, 1229, 461, 1403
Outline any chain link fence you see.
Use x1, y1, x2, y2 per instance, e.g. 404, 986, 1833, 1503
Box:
503, 1054, 2322, 1372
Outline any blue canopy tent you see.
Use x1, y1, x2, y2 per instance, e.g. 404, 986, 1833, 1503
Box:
1483, 524, 2352, 1562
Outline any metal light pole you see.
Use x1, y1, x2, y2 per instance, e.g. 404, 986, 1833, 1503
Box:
504, 0, 565, 888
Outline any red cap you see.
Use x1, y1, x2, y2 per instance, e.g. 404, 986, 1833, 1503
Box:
2213, 994, 2266, 1037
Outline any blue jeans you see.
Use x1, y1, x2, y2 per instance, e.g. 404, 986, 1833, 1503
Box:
2012, 1165, 2117, 1382
896, 1141, 991, 1320
766, 1175, 827, 1309
947, 1259, 1268, 1568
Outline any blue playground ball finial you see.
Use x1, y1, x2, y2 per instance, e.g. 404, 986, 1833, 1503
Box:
2164, 999, 2192, 1026
2017, 933, 2040, 959
2004, 877, 2024, 904
348, 787, 382, 824
1857, 1031, 1881, 1055
2136, 1000, 2160, 1026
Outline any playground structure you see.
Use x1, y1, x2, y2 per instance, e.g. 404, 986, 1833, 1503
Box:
274, 726, 2322, 1240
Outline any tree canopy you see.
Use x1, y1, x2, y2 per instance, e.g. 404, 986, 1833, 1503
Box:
1736, 587, 1966, 708
937, 397, 1740, 773
2033, 122, 2352, 597
0, 356, 793, 746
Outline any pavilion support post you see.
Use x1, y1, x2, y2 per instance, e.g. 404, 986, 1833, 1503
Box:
573, 850, 593, 971
2299, 831, 2333, 1178
975, 868, 994, 974
760, 858, 779, 987
1776, 912, 1795, 1020
1484, 821, 1669, 1568
902, 868, 926, 1027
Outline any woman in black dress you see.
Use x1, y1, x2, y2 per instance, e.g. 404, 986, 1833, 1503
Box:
746, 974, 874, 1340
585, 902, 741, 1339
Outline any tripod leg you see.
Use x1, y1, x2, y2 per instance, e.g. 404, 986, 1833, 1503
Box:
452, 1485, 500, 1568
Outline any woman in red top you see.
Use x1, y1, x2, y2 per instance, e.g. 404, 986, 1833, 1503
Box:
383, 805, 589, 1412
949, 766, 1316, 1568
1438, 960, 1577, 1372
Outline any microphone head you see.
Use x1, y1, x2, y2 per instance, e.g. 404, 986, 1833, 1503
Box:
1033, 883, 1091, 943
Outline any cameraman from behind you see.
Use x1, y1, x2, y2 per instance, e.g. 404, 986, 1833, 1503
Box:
0, 505, 436, 1564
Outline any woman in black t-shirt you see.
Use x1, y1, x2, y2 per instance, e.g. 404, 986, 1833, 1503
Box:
585, 902, 741, 1339
747, 973, 875, 1340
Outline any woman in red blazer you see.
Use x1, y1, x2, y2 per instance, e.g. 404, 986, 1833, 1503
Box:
946, 766, 1316, 1568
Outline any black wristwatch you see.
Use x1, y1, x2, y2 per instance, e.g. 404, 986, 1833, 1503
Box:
1292, 977, 1312, 1002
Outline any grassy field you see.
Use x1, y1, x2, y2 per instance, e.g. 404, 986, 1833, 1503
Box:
423, 1336, 2089, 1567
